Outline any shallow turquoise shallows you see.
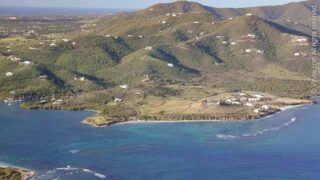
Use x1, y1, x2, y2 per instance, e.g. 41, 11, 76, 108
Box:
0, 98, 320, 180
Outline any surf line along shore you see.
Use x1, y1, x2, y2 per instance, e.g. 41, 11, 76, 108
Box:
0, 163, 35, 180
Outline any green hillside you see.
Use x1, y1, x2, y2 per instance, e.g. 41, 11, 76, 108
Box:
0, 0, 319, 122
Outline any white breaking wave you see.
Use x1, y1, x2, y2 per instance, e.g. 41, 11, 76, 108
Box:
216, 117, 297, 139
83, 168, 106, 179
36, 165, 106, 179
56, 165, 78, 171
69, 149, 80, 154
95, 173, 107, 179
83, 168, 93, 173
216, 134, 237, 139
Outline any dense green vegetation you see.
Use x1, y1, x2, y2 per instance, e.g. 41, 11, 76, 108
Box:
0, 167, 21, 180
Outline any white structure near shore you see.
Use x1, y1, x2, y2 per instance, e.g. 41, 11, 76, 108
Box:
5, 72, 14, 77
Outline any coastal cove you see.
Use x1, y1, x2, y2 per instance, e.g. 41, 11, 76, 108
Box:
0, 97, 320, 179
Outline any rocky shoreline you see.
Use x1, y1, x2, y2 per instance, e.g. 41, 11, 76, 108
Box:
0, 165, 35, 180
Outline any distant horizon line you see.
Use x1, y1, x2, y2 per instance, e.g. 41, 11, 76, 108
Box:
0, 0, 306, 10
0, 6, 135, 10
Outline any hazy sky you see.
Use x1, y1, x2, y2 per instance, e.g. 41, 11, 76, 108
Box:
0, 0, 303, 9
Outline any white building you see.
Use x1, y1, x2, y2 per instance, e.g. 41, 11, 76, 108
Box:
5, 72, 13, 77
21, 61, 32, 65
257, 50, 264, 54
74, 77, 86, 81
145, 46, 153, 50
39, 75, 48, 79
251, 94, 264, 99
245, 49, 254, 53
28, 47, 38, 50
50, 43, 57, 47
114, 98, 123, 103
253, 109, 260, 113
248, 98, 261, 102
52, 99, 63, 105
245, 49, 264, 54
226, 99, 241, 105
245, 103, 254, 107
247, 34, 256, 38
7, 55, 21, 62
294, 53, 301, 56
295, 38, 307, 43
120, 84, 128, 89
167, 63, 174, 67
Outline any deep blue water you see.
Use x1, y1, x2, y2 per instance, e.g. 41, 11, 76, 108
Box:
0, 98, 320, 180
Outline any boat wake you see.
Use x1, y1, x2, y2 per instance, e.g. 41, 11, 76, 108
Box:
216, 117, 297, 139
35, 165, 106, 179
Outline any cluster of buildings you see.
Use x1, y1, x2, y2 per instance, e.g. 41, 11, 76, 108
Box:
203, 93, 273, 114
166, 12, 184, 17
52, 99, 64, 105
213, 33, 265, 55
6, 55, 33, 67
